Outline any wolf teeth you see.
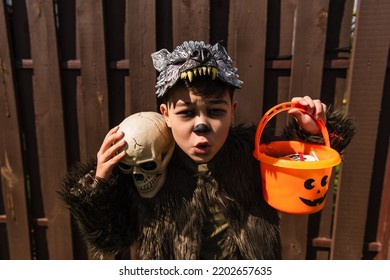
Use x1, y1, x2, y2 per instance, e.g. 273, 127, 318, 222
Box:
211, 67, 218, 80
180, 67, 218, 82
187, 70, 193, 82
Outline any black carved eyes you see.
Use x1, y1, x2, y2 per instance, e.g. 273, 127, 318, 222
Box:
304, 179, 315, 190
321, 175, 328, 187
304, 175, 328, 190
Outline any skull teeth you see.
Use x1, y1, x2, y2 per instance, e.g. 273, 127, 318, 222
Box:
136, 175, 159, 192
180, 67, 218, 82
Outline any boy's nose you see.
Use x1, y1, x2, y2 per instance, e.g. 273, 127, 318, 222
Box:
193, 123, 211, 133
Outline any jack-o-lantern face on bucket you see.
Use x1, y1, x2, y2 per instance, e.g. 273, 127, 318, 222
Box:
254, 102, 342, 214
259, 162, 335, 214
299, 175, 328, 207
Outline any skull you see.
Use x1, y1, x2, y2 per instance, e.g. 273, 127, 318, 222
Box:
117, 112, 174, 198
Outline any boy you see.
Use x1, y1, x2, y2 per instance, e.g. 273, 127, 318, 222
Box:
60, 41, 354, 259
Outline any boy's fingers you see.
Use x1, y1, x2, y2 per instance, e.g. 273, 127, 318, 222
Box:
287, 108, 304, 121
100, 129, 124, 154
99, 139, 126, 162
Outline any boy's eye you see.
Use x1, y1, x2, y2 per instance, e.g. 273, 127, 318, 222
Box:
208, 108, 226, 116
177, 109, 195, 118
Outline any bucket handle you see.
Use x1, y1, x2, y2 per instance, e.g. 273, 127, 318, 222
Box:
254, 102, 330, 158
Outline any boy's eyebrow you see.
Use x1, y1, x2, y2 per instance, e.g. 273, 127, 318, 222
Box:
175, 99, 228, 106
175, 100, 192, 106
207, 99, 229, 105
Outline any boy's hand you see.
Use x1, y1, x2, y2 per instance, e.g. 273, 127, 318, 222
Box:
96, 126, 127, 179
288, 96, 327, 135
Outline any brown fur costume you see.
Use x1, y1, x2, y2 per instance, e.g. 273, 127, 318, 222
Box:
59, 110, 355, 259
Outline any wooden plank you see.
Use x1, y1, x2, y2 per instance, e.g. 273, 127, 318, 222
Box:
125, 1, 156, 258
307, 0, 354, 259
278, 0, 329, 260
307, 170, 337, 260
228, 0, 268, 125
25, 0, 73, 260
322, 0, 354, 107
156, 0, 173, 50
263, 0, 296, 163
264, 0, 296, 126
274, 0, 296, 106
326, 0, 354, 59
290, 0, 329, 99
376, 147, 390, 259
279, 214, 308, 260
0, 218, 9, 259
210, 0, 229, 45
263, 1, 312, 194
266, 0, 296, 59
172, 0, 210, 47
76, 0, 110, 161
76, 0, 111, 259
57, 0, 81, 166
106, 0, 125, 125
331, 0, 390, 259
57, 0, 88, 259
126, 0, 156, 114
0, 1, 31, 259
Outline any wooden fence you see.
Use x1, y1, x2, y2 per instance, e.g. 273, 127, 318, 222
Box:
0, 0, 389, 260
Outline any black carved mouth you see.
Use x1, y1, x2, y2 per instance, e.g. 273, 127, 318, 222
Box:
299, 192, 327, 207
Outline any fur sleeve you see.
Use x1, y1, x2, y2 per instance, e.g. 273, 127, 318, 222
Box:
58, 160, 139, 256
282, 107, 356, 153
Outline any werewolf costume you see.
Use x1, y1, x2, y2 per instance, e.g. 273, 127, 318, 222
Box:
59, 41, 355, 259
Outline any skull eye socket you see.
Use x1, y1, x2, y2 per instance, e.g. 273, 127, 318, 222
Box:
139, 161, 157, 171
118, 162, 132, 173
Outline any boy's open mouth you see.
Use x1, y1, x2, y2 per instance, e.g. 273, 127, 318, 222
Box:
195, 143, 210, 153
196, 143, 209, 149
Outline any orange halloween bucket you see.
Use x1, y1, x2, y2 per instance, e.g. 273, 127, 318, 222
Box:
253, 102, 341, 214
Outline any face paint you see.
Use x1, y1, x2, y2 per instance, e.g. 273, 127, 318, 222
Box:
193, 123, 211, 133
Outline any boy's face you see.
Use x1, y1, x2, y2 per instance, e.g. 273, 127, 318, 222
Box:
160, 87, 237, 164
